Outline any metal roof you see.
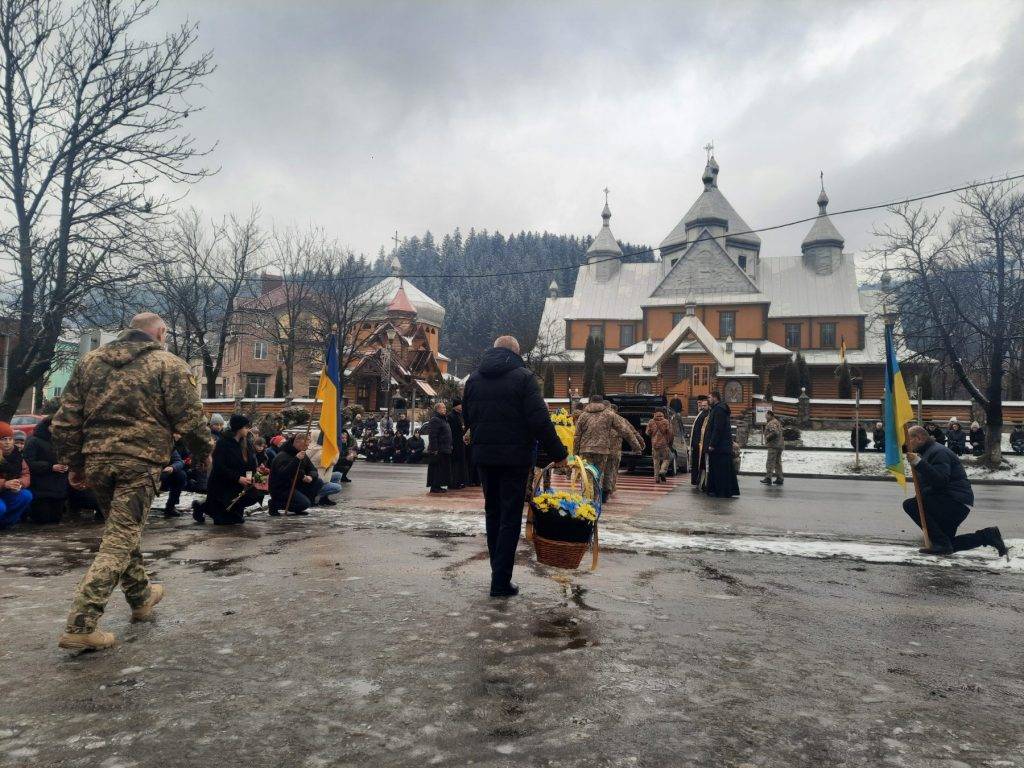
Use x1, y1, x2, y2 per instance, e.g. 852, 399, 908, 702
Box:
562, 262, 662, 320
759, 254, 864, 318
585, 202, 623, 258
802, 188, 845, 248
659, 158, 761, 250
362, 276, 446, 327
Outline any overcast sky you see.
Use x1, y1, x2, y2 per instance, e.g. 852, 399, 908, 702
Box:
144, 0, 1024, 267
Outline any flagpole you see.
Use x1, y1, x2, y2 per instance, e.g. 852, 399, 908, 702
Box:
285, 334, 328, 514
904, 422, 931, 550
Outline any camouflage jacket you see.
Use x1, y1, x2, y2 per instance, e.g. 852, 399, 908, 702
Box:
573, 402, 644, 456
52, 329, 212, 469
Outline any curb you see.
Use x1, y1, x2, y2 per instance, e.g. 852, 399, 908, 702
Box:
736, 470, 1024, 487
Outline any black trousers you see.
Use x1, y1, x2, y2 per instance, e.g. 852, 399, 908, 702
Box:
161, 468, 187, 510
902, 494, 984, 551
479, 465, 531, 590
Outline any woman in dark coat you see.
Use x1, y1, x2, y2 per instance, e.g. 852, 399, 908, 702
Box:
968, 421, 985, 456
192, 415, 259, 525
422, 402, 453, 494
704, 391, 739, 498
22, 418, 68, 524
946, 420, 967, 456
447, 399, 468, 489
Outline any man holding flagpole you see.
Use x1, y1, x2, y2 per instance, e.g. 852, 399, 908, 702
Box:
316, 334, 342, 474
884, 323, 1010, 560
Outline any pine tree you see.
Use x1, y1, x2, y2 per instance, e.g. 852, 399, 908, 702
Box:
837, 362, 853, 399
582, 335, 595, 395
918, 369, 934, 399
589, 337, 606, 396
783, 357, 801, 398
543, 365, 555, 398
752, 348, 765, 394
274, 367, 286, 398
796, 352, 812, 396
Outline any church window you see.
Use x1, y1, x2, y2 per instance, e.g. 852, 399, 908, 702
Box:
672, 312, 685, 326
820, 322, 837, 349
635, 380, 651, 394
619, 324, 635, 348
738, 254, 747, 270
677, 362, 692, 381
718, 311, 736, 339
588, 324, 604, 341
785, 323, 802, 349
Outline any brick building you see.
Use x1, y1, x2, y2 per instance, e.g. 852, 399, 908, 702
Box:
210, 262, 448, 411
538, 154, 893, 414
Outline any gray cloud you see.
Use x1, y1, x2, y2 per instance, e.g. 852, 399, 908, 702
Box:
145, 0, 1024, 267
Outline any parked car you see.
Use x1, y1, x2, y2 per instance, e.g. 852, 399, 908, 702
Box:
11, 414, 44, 437
603, 394, 679, 476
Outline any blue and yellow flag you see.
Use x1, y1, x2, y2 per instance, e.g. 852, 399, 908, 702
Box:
883, 324, 915, 486
315, 334, 341, 469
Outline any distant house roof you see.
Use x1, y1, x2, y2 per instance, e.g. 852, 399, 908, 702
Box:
361, 277, 445, 328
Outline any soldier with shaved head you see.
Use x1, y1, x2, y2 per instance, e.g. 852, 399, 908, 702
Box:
903, 424, 1010, 558
52, 313, 211, 651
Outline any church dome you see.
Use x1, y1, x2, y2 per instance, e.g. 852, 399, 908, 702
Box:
801, 179, 844, 275
585, 196, 623, 260
660, 155, 761, 253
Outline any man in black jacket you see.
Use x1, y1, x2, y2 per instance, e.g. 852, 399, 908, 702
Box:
267, 434, 315, 516
903, 425, 1009, 558
464, 336, 568, 597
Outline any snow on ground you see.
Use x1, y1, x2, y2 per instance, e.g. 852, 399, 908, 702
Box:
316, 508, 1024, 574
748, 428, 1020, 452
740, 448, 1024, 481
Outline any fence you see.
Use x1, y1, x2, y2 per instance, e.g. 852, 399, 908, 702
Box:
753, 394, 1024, 427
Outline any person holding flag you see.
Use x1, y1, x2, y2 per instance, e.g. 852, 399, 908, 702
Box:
884, 324, 1010, 559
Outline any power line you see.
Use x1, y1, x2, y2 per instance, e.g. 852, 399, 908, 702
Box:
236, 169, 1024, 285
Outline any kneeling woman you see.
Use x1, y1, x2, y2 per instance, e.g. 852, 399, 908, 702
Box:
193, 415, 260, 525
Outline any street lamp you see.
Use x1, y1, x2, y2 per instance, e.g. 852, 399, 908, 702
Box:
384, 327, 397, 422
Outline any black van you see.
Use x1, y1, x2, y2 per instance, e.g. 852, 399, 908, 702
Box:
604, 394, 680, 475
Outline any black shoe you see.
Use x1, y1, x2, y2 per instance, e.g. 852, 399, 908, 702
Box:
317, 499, 337, 507
340, 476, 352, 483
191, 501, 205, 525
760, 477, 773, 485
490, 582, 519, 598
983, 527, 1011, 559
268, 508, 281, 517
658, 473, 667, 482
774, 479, 784, 486
429, 488, 446, 494
164, 507, 182, 518
918, 545, 954, 556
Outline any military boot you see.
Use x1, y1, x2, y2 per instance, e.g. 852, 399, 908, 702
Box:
58, 629, 117, 651
131, 584, 165, 621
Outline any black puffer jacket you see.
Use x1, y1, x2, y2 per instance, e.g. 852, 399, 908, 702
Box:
23, 420, 68, 500
463, 346, 566, 467
915, 440, 974, 506
421, 414, 452, 454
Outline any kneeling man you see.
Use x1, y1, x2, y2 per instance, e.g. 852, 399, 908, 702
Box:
904, 425, 1010, 558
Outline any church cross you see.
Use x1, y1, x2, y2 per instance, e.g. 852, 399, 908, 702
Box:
703, 141, 714, 161
603, 187, 610, 205
392, 230, 400, 252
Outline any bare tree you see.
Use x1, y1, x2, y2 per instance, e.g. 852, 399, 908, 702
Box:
247, 226, 322, 393
874, 184, 1024, 464
153, 207, 264, 396
0, 0, 213, 418
306, 246, 390, 396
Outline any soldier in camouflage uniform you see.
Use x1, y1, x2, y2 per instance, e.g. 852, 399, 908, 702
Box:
52, 313, 211, 651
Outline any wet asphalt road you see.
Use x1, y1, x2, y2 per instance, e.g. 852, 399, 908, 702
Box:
1, 467, 1023, 767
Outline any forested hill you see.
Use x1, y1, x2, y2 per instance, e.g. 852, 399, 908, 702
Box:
378, 229, 652, 374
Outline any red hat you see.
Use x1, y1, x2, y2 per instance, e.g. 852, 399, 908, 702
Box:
270, 435, 286, 448
0, 422, 13, 439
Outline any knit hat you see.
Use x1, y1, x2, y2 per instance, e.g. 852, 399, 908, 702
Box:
13, 431, 26, 442
0, 422, 12, 438
270, 435, 286, 448
229, 414, 251, 432
210, 413, 225, 426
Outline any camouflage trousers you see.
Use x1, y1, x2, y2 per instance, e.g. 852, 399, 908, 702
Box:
765, 448, 784, 481
65, 457, 162, 634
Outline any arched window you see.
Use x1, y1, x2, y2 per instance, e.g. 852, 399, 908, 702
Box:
635, 380, 651, 394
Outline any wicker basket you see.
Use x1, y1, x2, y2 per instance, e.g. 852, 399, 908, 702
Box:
532, 533, 589, 569
527, 457, 601, 571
